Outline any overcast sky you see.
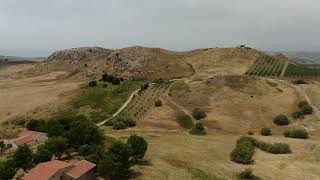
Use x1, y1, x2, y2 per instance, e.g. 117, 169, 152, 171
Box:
0, 0, 319, 57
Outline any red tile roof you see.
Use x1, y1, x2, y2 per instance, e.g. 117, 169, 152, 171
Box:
66, 160, 96, 178
22, 160, 73, 180
10, 130, 46, 146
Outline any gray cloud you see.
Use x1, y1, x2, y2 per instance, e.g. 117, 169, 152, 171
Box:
0, 0, 319, 56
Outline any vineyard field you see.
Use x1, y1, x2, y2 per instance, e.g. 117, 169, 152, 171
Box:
246, 55, 285, 77
285, 64, 320, 77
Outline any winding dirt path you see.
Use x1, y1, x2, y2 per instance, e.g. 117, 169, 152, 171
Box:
97, 89, 140, 126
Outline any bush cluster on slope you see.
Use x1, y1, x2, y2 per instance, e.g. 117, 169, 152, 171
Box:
237, 168, 261, 180
189, 122, 206, 135
230, 136, 291, 164
284, 128, 309, 139
292, 101, 313, 119
192, 108, 207, 120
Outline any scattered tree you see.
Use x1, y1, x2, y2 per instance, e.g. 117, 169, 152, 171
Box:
45, 137, 68, 159
98, 141, 133, 179
34, 144, 52, 163
292, 79, 307, 84
260, 128, 272, 136
154, 100, 162, 107
237, 168, 261, 180
284, 128, 309, 139
89, 81, 97, 87
189, 122, 206, 135
127, 135, 148, 162
273, 115, 289, 126
13, 145, 34, 170
0, 159, 17, 180
192, 108, 207, 120
112, 78, 121, 85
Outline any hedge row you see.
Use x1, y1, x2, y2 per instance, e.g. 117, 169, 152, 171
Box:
230, 136, 291, 164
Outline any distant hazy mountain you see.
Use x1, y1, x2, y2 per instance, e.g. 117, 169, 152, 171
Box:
0, 55, 45, 68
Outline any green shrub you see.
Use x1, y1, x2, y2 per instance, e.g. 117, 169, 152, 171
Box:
155, 100, 162, 107
230, 136, 291, 164
105, 119, 115, 126
292, 111, 304, 119
293, 79, 307, 84
195, 122, 204, 131
230, 136, 255, 164
112, 78, 120, 85
98, 141, 133, 179
255, 142, 291, 154
298, 101, 309, 108
237, 168, 261, 180
260, 128, 271, 136
0, 159, 17, 180
192, 108, 207, 120
284, 129, 309, 139
13, 145, 34, 170
127, 135, 148, 162
89, 80, 97, 87
247, 131, 254, 135
273, 115, 289, 126
113, 121, 126, 130
300, 104, 313, 115
176, 113, 194, 129
189, 122, 206, 135
115, 114, 136, 128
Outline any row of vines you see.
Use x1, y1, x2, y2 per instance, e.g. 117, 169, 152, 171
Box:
284, 64, 320, 77
115, 81, 170, 122
245, 55, 285, 77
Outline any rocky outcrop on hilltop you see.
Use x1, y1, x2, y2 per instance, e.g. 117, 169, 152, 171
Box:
106, 46, 193, 79
47, 47, 112, 64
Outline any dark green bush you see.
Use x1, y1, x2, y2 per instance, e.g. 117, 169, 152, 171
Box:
237, 168, 261, 180
0, 159, 17, 180
176, 113, 194, 129
189, 122, 206, 135
298, 101, 309, 108
112, 78, 120, 85
260, 128, 272, 136
116, 114, 136, 128
292, 111, 304, 119
192, 108, 207, 120
230, 136, 255, 164
105, 119, 115, 126
195, 122, 204, 131
127, 135, 148, 162
247, 131, 254, 135
141, 83, 149, 91
273, 115, 289, 126
89, 81, 97, 87
255, 142, 291, 154
113, 121, 126, 130
284, 129, 309, 139
155, 100, 162, 107
293, 79, 307, 84
230, 136, 291, 164
102, 74, 115, 82
98, 141, 133, 179
300, 104, 313, 115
